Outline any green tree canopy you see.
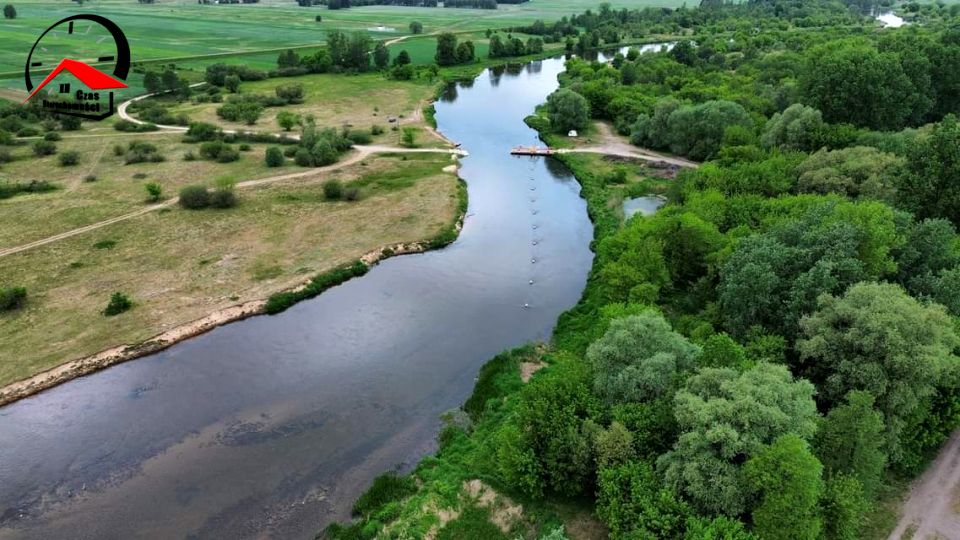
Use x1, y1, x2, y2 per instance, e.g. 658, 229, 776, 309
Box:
546, 89, 591, 134
586, 312, 700, 404
659, 363, 819, 515
745, 434, 823, 540
798, 282, 960, 461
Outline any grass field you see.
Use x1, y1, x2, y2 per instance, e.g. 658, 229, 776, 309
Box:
0, 151, 459, 386
143, 71, 445, 146
0, 0, 686, 76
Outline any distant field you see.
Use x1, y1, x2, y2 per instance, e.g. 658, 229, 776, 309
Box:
0, 0, 685, 76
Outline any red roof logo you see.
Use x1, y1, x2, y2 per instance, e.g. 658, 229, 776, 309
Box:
25, 58, 127, 102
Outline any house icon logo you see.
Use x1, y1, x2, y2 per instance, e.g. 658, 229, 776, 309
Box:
23, 15, 131, 120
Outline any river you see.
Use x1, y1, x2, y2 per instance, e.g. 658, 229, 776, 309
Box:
0, 57, 595, 538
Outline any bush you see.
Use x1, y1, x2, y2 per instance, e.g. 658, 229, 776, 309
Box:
58, 151, 80, 166
124, 141, 164, 164
0, 286, 27, 311
145, 182, 162, 202
294, 148, 313, 166
265, 146, 284, 167
323, 179, 343, 200
179, 185, 211, 209
283, 146, 299, 158
217, 148, 240, 163
210, 186, 238, 208
103, 292, 133, 316
84, 174, 97, 182
43, 131, 61, 141
0, 180, 56, 199
17, 127, 39, 137
344, 186, 360, 201
113, 144, 125, 157
184, 122, 220, 142
238, 143, 251, 152
346, 129, 372, 144
371, 124, 385, 136
114, 119, 159, 133
264, 260, 368, 314
32, 140, 56, 156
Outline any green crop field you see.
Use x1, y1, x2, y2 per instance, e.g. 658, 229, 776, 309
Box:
0, 0, 686, 77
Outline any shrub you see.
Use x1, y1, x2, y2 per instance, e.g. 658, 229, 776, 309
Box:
0, 180, 56, 199
323, 179, 343, 200
17, 127, 39, 137
43, 131, 61, 141
58, 151, 80, 166
179, 185, 211, 209
145, 182, 162, 202
238, 143, 251, 152
103, 292, 133, 316
114, 119, 159, 132
265, 146, 284, 167
264, 261, 368, 314
344, 186, 360, 201
210, 189, 237, 208
183, 151, 196, 161
184, 122, 220, 142
401, 127, 417, 148
32, 140, 56, 156
283, 146, 299, 158
216, 148, 240, 163
0, 286, 27, 311
294, 148, 313, 166
113, 144, 125, 157
0, 148, 11, 163
371, 124, 385, 136
84, 174, 97, 182
125, 141, 164, 164
346, 129, 372, 144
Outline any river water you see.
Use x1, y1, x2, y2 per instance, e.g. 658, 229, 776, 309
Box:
0, 57, 594, 538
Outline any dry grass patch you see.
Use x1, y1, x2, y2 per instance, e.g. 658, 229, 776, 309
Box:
0, 132, 309, 247
0, 153, 459, 386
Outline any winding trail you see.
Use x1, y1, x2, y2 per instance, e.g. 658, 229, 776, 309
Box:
0, 91, 465, 260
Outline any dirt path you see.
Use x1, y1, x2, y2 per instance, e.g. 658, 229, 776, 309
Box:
0, 92, 465, 260
557, 121, 698, 169
888, 429, 960, 540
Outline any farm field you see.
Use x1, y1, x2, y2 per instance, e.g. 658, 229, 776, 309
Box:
0, 0, 685, 75
0, 150, 460, 387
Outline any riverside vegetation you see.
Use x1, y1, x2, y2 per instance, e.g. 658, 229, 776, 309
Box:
326, 1, 960, 539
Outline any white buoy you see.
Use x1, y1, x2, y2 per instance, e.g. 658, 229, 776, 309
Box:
523, 303, 530, 309
529, 279, 534, 284
533, 241, 538, 245
531, 258, 537, 263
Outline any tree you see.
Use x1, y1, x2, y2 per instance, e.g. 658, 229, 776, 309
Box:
456, 41, 475, 64
796, 146, 904, 200
744, 434, 823, 540
276, 111, 300, 131
664, 100, 753, 161
160, 69, 179, 92
277, 49, 300, 69
0, 286, 27, 311
546, 89, 590, 134
801, 41, 927, 130
658, 363, 819, 515
798, 282, 960, 463
145, 182, 162, 202
393, 50, 411, 66
373, 42, 390, 69
597, 460, 691, 539
143, 71, 162, 94
435, 33, 459, 66
495, 361, 600, 498
586, 312, 700, 404
224, 74, 241, 93
3, 4, 15, 19
897, 115, 960, 225
760, 103, 825, 152
815, 391, 887, 497
409, 21, 423, 34
401, 127, 417, 148
265, 147, 284, 167
593, 421, 635, 470
820, 474, 868, 540
683, 517, 758, 540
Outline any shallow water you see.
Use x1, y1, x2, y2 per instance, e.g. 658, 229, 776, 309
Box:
877, 11, 906, 28
622, 195, 666, 219
0, 58, 595, 539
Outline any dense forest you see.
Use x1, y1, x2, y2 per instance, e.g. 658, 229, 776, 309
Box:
328, 1, 960, 539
